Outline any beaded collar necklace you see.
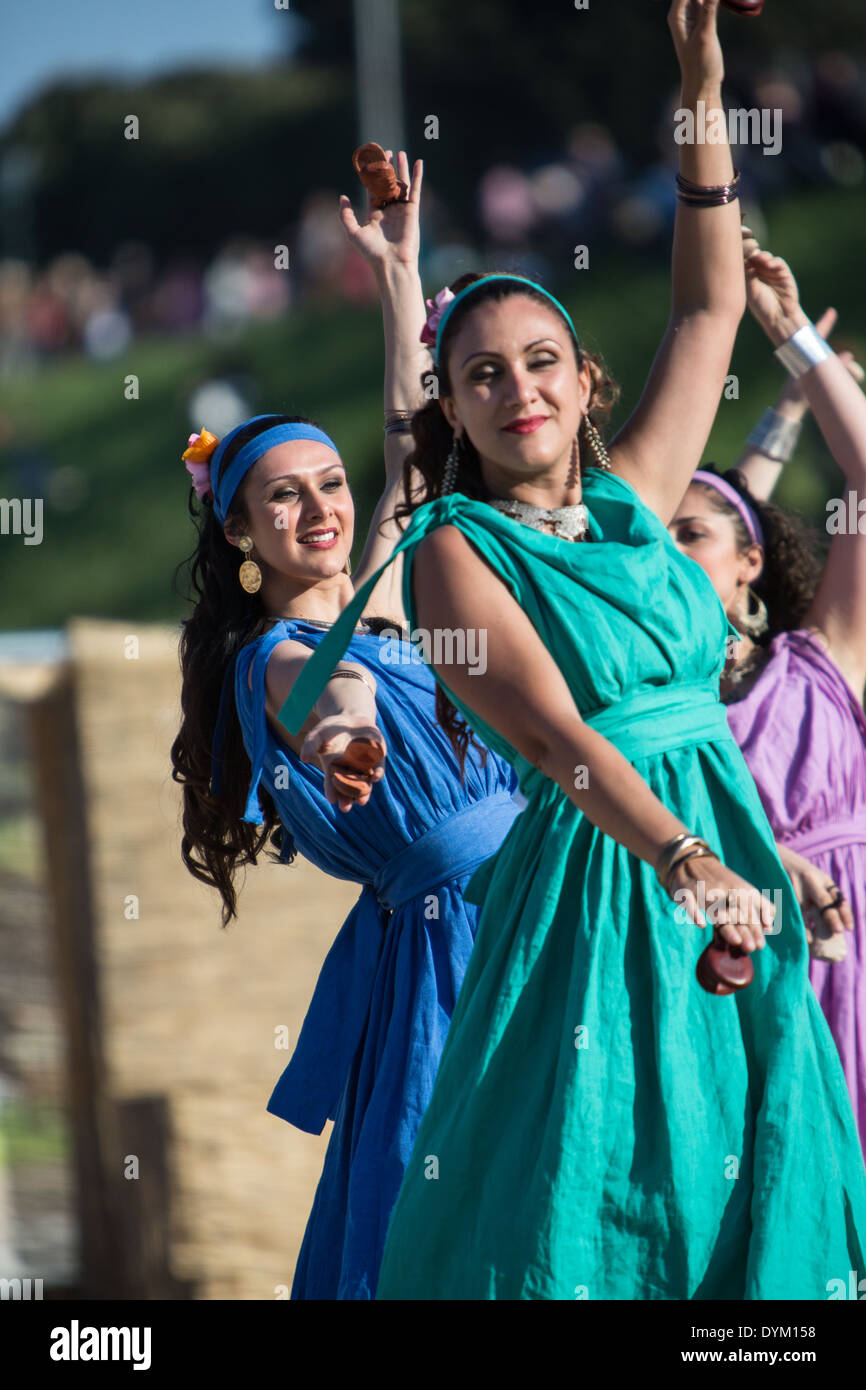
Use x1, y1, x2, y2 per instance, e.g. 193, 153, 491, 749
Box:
487, 497, 590, 542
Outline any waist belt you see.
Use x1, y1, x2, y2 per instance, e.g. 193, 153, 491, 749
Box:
267, 790, 520, 1133
517, 681, 733, 798
582, 681, 734, 762
782, 815, 866, 860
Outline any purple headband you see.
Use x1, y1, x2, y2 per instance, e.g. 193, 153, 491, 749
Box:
692, 470, 764, 548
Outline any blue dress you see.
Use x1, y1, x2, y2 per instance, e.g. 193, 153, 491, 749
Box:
232, 618, 521, 1299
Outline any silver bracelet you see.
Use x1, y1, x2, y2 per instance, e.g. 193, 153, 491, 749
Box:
774, 323, 834, 380
326, 668, 376, 695
745, 408, 804, 463
384, 420, 414, 435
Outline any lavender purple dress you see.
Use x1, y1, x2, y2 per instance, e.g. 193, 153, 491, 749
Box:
725, 629, 866, 1150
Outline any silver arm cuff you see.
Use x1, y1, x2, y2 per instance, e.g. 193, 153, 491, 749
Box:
773, 324, 834, 379
745, 408, 804, 463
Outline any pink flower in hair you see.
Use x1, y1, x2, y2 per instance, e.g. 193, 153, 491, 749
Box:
182, 429, 218, 501
420, 286, 456, 347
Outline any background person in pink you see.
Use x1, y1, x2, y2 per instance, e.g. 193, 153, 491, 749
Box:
669, 239, 866, 1151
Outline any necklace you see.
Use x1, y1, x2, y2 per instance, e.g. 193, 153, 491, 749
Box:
487, 496, 590, 542
721, 643, 767, 699
264, 614, 371, 633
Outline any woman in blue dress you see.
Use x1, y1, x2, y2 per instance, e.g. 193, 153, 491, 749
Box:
170, 153, 521, 1299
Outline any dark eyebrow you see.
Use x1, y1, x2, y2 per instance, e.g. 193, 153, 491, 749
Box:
460, 337, 561, 368
262, 465, 345, 490
670, 515, 704, 526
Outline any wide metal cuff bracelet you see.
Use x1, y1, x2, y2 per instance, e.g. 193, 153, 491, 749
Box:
774, 324, 834, 379
745, 408, 803, 463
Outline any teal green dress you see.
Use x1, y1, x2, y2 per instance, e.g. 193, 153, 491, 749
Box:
279, 467, 866, 1300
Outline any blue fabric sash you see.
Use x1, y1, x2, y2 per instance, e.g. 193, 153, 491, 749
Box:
267, 790, 520, 1134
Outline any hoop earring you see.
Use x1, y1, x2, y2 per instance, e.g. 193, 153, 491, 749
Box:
738, 585, 768, 637
441, 434, 462, 496
238, 536, 262, 594
581, 415, 611, 472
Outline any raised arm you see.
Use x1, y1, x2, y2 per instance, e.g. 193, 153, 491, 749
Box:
744, 246, 866, 699
609, 0, 746, 523
736, 322, 864, 501
734, 229, 865, 500
338, 150, 429, 624
410, 524, 774, 948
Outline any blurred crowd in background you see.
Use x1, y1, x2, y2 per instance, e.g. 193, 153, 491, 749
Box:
1, 51, 864, 379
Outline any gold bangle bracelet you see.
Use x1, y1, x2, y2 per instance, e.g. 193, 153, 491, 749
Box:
655, 834, 715, 892
662, 846, 718, 897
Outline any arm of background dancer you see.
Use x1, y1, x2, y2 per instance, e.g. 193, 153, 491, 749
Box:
768, 333, 866, 701
343, 153, 428, 623
734, 293, 863, 501
607, 5, 746, 524
410, 525, 773, 948
732, 384, 809, 502
739, 246, 866, 696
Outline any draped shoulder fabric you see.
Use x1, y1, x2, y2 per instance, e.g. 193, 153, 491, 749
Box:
725, 629, 866, 1152
233, 618, 520, 1298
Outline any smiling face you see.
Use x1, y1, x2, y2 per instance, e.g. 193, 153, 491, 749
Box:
225, 439, 354, 587
439, 294, 591, 499
668, 484, 763, 616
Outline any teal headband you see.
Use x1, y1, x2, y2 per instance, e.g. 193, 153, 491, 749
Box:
433, 274, 581, 368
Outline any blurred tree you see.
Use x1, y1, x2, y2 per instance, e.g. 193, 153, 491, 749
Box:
1, 0, 864, 266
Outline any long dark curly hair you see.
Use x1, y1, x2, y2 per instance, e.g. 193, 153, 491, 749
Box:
691, 465, 824, 641
170, 413, 321, 927
392, 270, 621, 768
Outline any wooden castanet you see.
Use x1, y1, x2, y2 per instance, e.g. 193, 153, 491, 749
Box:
696, 927, 755, 995
719, 0, 764, 15
352, 142, 408, 208
329, 735, 386, 800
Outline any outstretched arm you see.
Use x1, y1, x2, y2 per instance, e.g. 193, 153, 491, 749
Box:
410, 524, 774, 948
745, 246, 866, 699
339, 150, 429, 624
253, 638, 386, 813
609, 0, 746, 523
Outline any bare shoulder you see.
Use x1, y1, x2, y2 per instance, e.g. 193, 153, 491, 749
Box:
413, 523, 471, 566
246, 635, 314, 695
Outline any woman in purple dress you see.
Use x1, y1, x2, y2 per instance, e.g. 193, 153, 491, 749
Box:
669, 239, 866, 1150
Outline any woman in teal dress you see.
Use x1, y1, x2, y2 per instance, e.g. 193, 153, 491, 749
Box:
278, 0, 866, 1298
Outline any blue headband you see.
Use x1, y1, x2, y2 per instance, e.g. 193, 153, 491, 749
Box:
209, 416, 341, 523
433, 274, 581, 367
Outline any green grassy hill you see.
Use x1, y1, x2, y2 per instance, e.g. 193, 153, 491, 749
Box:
2, 188, 865, 632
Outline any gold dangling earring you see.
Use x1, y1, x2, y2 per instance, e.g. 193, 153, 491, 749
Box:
344, 554, 352, 577
581, 414, 611, 472
237, 536, 262, 593
738, 584, 768, 637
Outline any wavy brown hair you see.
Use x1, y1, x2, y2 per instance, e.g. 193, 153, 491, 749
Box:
170, 414, 316, 927
392, 270, 621, 768
692, 465, 824, 641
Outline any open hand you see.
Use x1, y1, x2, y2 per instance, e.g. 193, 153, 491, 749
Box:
668, 0, 725, 91
339, 149, 423, 271
742, 235, 807, 343
777, 843, 852, 960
